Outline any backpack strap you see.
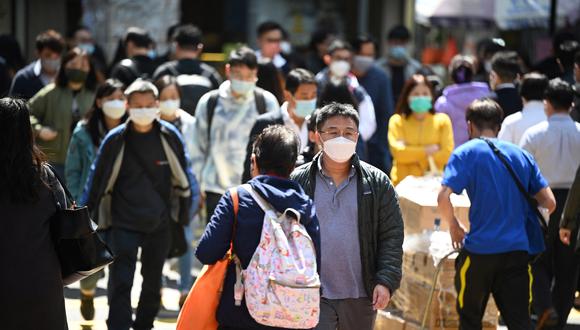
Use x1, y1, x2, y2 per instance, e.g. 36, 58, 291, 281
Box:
254, 88, 267, 115
167, 63, 180, 77
206, 90, 220, 143
228, 187, 239, 248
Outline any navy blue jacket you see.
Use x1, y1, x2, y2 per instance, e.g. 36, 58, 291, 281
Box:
358, 65, 395, 174
9, 61, 46, 100
196, 175, 321, 329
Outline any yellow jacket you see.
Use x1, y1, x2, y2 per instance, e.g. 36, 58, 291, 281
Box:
388, 112, 454, 185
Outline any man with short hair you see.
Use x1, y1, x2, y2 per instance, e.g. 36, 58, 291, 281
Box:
556, 40, 580, 85
489, 51, 523, 118
191, 46, 279, 221
378, 25, 421, 105
291, 102, 403, 330
498, 72, 548, 144
352, 34, 395, 174
255, 21, 289, 75
242, 68, 317, 182
438, 98, 556, 330
9, 30, 65, 100
110, 27, 158, 86
315, 39, 377, 154
82, 79, 199, 330
520, 78, 580, 328
153, 24, 222, 114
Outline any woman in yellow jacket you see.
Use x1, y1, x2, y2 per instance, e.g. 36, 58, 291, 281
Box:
388, 74, 454, 185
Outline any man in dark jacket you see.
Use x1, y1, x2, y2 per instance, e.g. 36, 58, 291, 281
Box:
109, 27, 158, 87
196, 125, 320, 329
489, 51, 523, 119
81, 79, 199, 330
291, 102, 403, 330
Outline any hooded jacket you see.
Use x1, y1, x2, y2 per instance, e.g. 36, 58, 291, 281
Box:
435, 82, 490, 147
196, 175, 320, 329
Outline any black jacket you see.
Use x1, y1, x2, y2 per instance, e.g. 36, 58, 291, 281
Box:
290, 153, 404, 296
8, 61, 46, 100
241, 110, 284, 183
493, 87, 523, 119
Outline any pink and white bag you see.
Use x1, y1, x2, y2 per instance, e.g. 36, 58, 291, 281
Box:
234, 184, 320, 329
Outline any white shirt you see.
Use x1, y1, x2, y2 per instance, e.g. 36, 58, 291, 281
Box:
520, 113, 580, 189
255, 50, 287, 69
498, 100, 547, 145
280, 102, 309, 149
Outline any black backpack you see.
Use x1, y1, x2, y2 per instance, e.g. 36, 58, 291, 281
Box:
167, 65, 213, 116
118, 58, 150, 84
206, 87, 267, 142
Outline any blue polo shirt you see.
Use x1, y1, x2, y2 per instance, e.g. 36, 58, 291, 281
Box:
442, 138, 548, 255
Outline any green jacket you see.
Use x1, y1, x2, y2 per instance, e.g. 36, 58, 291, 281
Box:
290, 153, 404, 296
29, 83, 95, 165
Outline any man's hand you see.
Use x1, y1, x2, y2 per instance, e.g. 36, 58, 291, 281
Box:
425, 144, 440, 156
560, 228, 572, 246
38, 127, 58, 141
450, 218, 466, 250
372, 284, 391, 310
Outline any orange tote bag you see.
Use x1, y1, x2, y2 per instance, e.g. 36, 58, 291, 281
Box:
176, 188, 239, 330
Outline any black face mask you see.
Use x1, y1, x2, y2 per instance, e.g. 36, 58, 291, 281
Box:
65, 68, 88, 84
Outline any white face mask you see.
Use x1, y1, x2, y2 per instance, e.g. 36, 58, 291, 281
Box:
329, 60, 351, 78
102, 99, 126, 119
322, 136, 357, 163
230, 78, 256, 95
129, 107, 158, 126
159, 99, 180, 117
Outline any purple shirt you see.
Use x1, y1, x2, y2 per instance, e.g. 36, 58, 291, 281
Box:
435, 82, 490, 147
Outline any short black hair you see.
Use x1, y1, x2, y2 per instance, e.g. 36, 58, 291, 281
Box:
519, 73, 549, 102
172, 24, 203, 49
285, 68, 316, 94
228, 46, 258, 69
316, 102, 360, 131
327, 39, 352, 56
466, 98, 503, 132
307, 109, 319, 132
257, 21, 283, 37
544, 78, 574, 110
252, 125, 299, 178
124, 27, 152, 49
387, 25, 411, 41
35, 29, 65, 53
491, 51, 520, 82
352, 34, 377, 53
556, 40, 580, 69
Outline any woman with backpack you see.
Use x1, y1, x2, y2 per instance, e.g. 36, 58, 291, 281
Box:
195, 125, 321, 329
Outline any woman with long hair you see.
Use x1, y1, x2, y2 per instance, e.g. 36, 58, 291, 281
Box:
29, 47, 97, 178
388, 74, 454, 185
0, 97, 68, 329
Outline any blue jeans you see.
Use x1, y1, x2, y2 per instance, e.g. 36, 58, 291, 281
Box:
178, 224, 194, 292
106, 225, 171, 330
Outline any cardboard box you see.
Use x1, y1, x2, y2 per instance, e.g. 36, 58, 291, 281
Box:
395, 176, 471, 234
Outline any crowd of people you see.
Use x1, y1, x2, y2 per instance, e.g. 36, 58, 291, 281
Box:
0, 18, 579, 330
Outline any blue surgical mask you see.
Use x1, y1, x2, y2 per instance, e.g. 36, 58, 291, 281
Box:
389, 46, 408, 60
294, 98, 317, 118
78, 43, 95, 55
230, 79, 256, 95
409, 96, 433, 113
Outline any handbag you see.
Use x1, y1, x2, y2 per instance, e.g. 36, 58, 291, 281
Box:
176, 187, 239, 330
46, 164, 115, 286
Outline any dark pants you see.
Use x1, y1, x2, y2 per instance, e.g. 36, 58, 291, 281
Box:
455, 250, 531, 330
532, 188, 579, 328
205, 191, 223, 224
316, 297, 376, 330
106, 225, 171, 330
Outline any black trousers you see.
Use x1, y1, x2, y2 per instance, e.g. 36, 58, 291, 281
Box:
532, 188, 580, 328
106, 225, 171, 330
455, 250, 532, 330
205, 191, 224, 224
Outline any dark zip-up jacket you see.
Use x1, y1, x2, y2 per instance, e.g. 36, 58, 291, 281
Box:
290, 153, 403, 296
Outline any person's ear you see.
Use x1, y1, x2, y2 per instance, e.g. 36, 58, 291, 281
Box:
96, 98, 103, 109
225, 64, 231, 79
308, 131, 316, 143
251, 153, 260, 178
315, 131, 324, 148
197, 43, 204, 53
323, 54, 332, 66
284, 90, 293, 104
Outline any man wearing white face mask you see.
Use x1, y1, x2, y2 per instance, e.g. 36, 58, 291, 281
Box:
242, 68, 318, 182
192, 46, 279, 223
352, 35, 395, 175
315, 39, 377, 161
291, 102, 403, 330
81, 79, 200, 330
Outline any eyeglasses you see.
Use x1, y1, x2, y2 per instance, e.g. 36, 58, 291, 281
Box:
319, 129, 359, 141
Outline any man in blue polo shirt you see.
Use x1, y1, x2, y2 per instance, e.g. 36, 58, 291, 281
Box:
437, 98, 556, 329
